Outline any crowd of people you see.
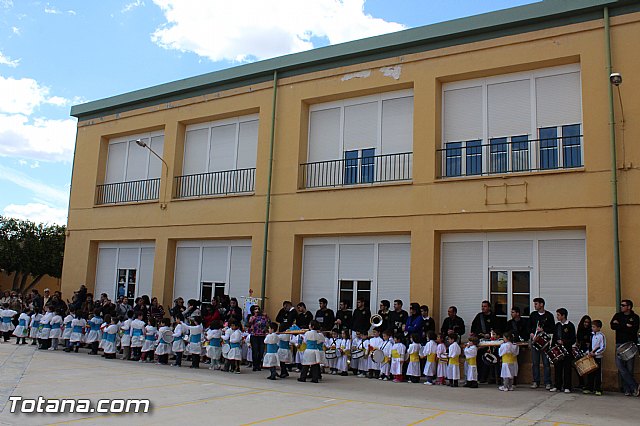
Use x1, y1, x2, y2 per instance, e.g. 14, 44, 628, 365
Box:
1, 286, 638, 396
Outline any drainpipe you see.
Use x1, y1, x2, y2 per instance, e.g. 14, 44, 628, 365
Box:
260, 70, 278, 310
604, 7, 621, 308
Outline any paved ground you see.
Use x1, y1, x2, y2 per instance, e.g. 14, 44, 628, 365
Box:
1, 342, 639, 426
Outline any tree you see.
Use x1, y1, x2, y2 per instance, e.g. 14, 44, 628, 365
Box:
0, 216, 65, 293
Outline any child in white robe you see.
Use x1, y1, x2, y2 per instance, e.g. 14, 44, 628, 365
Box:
463, 337, 479, 388
337, 329, 351, 376
390, 332, 406, 383
263, 323, 280, 380
325, 329, 339, 374
0, 304, 17, 342
85, 309, 103, 355
29, 310, 42, 345
367, 329, 383, 379
129, 312, 146, 361
422, 331, 437, 384
49, 310, 63, 350
407, 333, 422, 383
242, 330, 252, 368
436, 333, 448, 385
227, 321, 243, 373
187, 317, 204, 369
277, 332, 292, 378
205, 320, 223, 370
103, 317, 119, 359
13, 309, 30, 344
38, 307, 53, 349
141, 318, 158, 362
447, 333, 461, 387
499, 331, 519, 391
297, 321, 324, 383
155, 318, 173, 365
294, 334, 305, 372
120, 311, 134, 360
61, 310, 74, 349
378, 330, 393, 381
172, 314, 187, 367
351, 332, 364, 376
68, 313, 86, 353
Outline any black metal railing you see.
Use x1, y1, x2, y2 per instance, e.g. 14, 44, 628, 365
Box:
96, 178, 160, 205
436, 135, 583, 178
174, 168, 256, 198
300, 152, 412, 189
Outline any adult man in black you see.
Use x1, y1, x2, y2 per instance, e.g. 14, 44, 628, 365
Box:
440, 306, 465, 339
388, 299, 408, 337
377, 300, 391, 332
471, 300, 501, 383
314, 298, 335, 332
610, 299, 640, 396
295, 302, 313, 329
351, 298, 371, 334
31, 289, 43, 313
275, 301, 297, 332
334, 300, 352, 334
528, 297, 555, 389
506, 306, 528, 343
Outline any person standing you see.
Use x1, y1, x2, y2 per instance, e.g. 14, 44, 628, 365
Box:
471, 301, 501, 384
388, 300, 408, 337
247, 305, 270, 371
351, 298, 371, 335
610, 299, 640, 396
314, 298, 335, 332
528, 297, 555, 390
275, 301, 296, 332
420, 305, 437, 341
440, 306, 465, 339
334, 300, 352, 334
506, 307, 528, 343
550, 308, 576, 393
295, 303, 313, 330
377, 300, 391, 332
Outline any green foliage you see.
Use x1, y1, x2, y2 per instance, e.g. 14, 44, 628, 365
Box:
0, 216, 66, 292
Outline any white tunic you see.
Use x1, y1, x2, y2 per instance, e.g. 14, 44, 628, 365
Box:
70, 318, 86, 343
407, 342, 422, 377
62, 314, 74, 339
29, 313, 42, 338
155, 326, 173, 356
13, 312, 30, 337
379, 339, 392, 375
350, 337, 363, 370
142, 325, 158, 352
336, 338, 350, 372
205, 328, 222, 360
222, 327, 233, 359
301, 330, 324, 366
276, 333, 291, 363
390, 342, 405, 375
120, 318, 132, 346
38, 311, 53, 339
102, 324, 119, 354
49, 314, 63, 339
172, 323, 187, 353
422, 340, 437, 377
227, 329, 243, 361
186, 324, 203, 355
436, 342, 448, 378
262, 332, 280, 368
464, 345, 478, 381
368, 336, 384, 371
129, 319, 146, 348
0, 308, 17, 332
447, 341, 461, 380
325, 337, 339, 368
85, 316, 103, 343
499, 341, 519, 379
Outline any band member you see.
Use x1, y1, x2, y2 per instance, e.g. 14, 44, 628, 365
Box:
68, 311, 86, 353
351, 330, 365, 376
275, 301, 297, 332
435, 333, 447, 385
506, 307, 528, 343
550, 308, 576, 393
447, 333, 461, 387
49, 309, 63, 351
325, 329, 339, 374
334, 300, 352, 335
29, 309, 42, 346
610, 299, 640, 396
440, 306, 465, 340
471, 301, 501, 384
377, 300, 391, 332
420, 305, 437, 341
155, 318, 173, 365
367, 328, 383, 379
575, 315, 592, 389
263, 322, 280, 380
120, 311, 134, 360
295, 303, 313, 330
187, 317, 203, 369
277, 331, 292, 378
388, 300, 408, 337
227, 320, 243, 373
172, 314, 187, 367
499, 331, 519, 391
205, 320, 223, 370
314, 298, 335, 332
297, 320, 324, 383
86, 308, 103, 355
337, 329, 351, 377
390, 332, 406, 382
585, 319, 606, 395
406, 333, 421, 383
529, 297, 555, 389
379, 330, 393, 381
38, 305, 53, 349
61, 308, 74, 349
463, 336, 478, 388
422, 330, 437, 385
351, 298, 371, 335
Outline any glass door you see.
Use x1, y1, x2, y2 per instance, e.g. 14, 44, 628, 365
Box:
489, 270, 531, 319
117, 269, 137, 305
339, 280, 372, 311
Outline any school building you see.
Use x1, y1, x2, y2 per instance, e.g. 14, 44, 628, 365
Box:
63, 0, 640, 384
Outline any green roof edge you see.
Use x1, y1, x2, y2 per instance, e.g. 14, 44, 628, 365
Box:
70, 0, 634, 119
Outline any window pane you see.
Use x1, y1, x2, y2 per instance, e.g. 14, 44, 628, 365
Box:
511, 135, 530, 172
562, 124, 581, 168
539, 127, 558, 169
344, 150, 358, 185
214, 282, 225, 299
357, 281, 371, 291
126, 269, 136, 299
513, 294, 531, 317
490, 271, 508, 293
512, 271, 530, 294
466, 140, 482, 175
340, 280, 353, 290
491, 294, 508, 316
490, 138, 508, 173
361, 148, 375, 183
445, 142, 462, 177
201, 282, 212, 303
357, 281, 371, 311
339, 280, 353, 307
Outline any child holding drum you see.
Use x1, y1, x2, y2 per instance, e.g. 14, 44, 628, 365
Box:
584, 319, 606, 395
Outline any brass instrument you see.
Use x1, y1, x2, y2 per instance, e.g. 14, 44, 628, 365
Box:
370, 314, 383, 328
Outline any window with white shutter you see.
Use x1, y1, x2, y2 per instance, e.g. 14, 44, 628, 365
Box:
95, 242, 155, 302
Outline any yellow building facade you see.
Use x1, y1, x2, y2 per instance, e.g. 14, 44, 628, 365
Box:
63, 0, 640, 384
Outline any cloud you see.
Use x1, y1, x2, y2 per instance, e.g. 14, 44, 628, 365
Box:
151, 0, 405, 62
3, 203, 67, 225
0, 164, 69, 207
123, 0, 144, 13
44, 5, 61, 14
0, 0, 13, 8
0, 76, 70, 115
11, 26, 20, 35
0, 51, 20, 67
0, 113, 77, 163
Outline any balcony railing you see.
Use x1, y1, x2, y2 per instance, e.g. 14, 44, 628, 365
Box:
300, 152, 412, 189
96, 178, 160, 205
436, 135, 583, 178
174, 168, 256, 198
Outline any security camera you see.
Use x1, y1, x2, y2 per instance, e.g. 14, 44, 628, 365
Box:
610, 72, 622, 86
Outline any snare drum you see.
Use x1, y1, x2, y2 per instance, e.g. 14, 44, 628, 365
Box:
616, 341, 639, 361
545, 344, 569, 365
222, 343, 231, 357
574, 355, 598, 376
532, 332, 551, 351
371, 349, 384, 364
325, 349, 338, 359
351, 349, 364, 359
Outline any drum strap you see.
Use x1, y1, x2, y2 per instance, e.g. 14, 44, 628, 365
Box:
480, 315, 487, 334
427, 353, 436, 363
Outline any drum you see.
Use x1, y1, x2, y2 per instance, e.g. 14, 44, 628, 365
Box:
574, 355, 598, 376
616, 341, 639, 361
324, 349, 338, 360
222, 343, 231, 356
371, 349, 384, 364
482, 352, 499, 365
532, 332, 551, 351
351, 349, 364, 359
571, 346, 584, 359
161, 329, 174, 344
545, 344, 569, 365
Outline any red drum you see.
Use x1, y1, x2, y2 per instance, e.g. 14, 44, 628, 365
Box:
532, 332, 551, 351
545, 344, 569, 365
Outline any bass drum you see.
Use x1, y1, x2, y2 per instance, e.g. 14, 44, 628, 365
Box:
371, 349, 384, 364
222, 343, 231, 357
